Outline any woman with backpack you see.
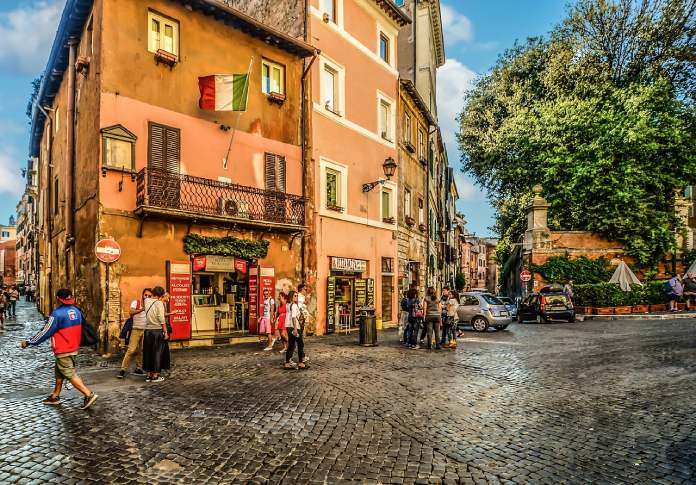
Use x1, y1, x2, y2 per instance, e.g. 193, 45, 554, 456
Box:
283, 290, 308, 370
423, 287, 442, 350
405, 288, 424, 349
142, 286, 171, 382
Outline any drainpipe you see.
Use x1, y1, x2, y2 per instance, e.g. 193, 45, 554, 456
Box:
65, 38, 78, 285
37, 104, 54, 310
412, 0, 417, 83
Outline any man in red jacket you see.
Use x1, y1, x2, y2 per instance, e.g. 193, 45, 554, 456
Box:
21, 288, 98, 410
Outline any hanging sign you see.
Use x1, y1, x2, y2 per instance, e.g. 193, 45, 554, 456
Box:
234, 258, 248, 274
327, 276, 336, 334
95, 239, 121, 263
192, 255, 207, 272
167, 261, 192, 341
331, 257, 367, 273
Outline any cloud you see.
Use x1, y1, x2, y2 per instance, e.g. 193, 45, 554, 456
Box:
440, 3, 474, 44
0, 0, 65, 76
0, 150, 24, 198
437, 58, 477, 149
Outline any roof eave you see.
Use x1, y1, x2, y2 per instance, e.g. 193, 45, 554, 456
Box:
373, 0, 411, 26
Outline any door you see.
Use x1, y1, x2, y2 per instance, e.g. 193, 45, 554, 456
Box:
458, 295, 479, 323
518, 295, 536, 322
148, 122, 181, 209
381, 275, 393, 323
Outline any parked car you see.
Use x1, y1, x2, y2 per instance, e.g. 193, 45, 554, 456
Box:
518, 287, 575, 323
456, 292, 512, 332
497, 296, 518, 321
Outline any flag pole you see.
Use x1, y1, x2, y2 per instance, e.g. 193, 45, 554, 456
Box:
223, 57, 254, 170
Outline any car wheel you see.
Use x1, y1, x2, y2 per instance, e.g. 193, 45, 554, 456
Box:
494, 325, 509, 331
472, 317, 489, 332
536, 314, 548, 324
568, 315, 576, 323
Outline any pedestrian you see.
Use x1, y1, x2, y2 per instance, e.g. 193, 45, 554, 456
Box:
275, 292, 289, 354
20, 288, 98, 409
9, 285, 19, 317
423, 287, 442, 350
1, 286, 9, 320
211, 286, 223, 332
683, 272, 696, 311
564, 280, 574, 303
142, 286, 171, 382
442, 290, 459, 349
30, 283, 37, 302
439, 287, 449, 347
260, 288, 276, 351
667, 273, 683, 312
283, 290, 308, 370
0, 291, 5, 332
117, 288, 153, 379
399, 290, 409, 343
405, 288, 424, 349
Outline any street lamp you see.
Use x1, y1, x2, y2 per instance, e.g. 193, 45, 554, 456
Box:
362, 157, 398, 192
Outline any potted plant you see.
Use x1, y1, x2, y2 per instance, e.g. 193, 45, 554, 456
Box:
572, 284, 594, 314
646, 280, 668, 312
613, 286, 633, 314
628, 284, 649, 313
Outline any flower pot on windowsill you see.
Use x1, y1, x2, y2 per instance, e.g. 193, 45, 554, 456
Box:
649, 303, 667, 312
614, 306, 632, 315
382, 217, 395, 224
405, 216, 416, 227
631, 304, 649, 314
155, 49, 178, 67
268, 92, 286, 105
327, 204, 344, 213
418, 223, 426, 232
594, 307, 614, 315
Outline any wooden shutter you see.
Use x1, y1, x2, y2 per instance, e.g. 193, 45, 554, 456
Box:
149, 122, 180, 174
264, 153, 286, 192
277, 155, 286, 192
264, 153, 276, 191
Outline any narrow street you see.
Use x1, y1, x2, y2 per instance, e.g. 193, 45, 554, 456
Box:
1, 301, 695, 484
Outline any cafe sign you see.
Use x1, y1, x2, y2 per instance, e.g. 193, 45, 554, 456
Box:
331, 257, 367, 273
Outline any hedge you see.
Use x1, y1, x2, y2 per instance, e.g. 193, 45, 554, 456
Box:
573, 281, 669, 307
183, 234, 270, 259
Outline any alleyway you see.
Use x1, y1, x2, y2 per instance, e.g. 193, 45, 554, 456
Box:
1, 301, 695, 484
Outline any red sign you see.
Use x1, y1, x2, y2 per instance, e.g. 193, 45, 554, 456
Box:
249, 267, 258, 333
520, 269, 532, 282
95, 239, 121, 263
167, 261, 192, 341
234, 258, 248, 274
192, 255, 206, 272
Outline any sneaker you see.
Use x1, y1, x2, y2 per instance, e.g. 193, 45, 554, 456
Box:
279, 349, 286, 354
263, 346, 273, 351
150, 376, 165, 383
133, 368, 145, 375
145, 376, 152, 382
80, 393, 98, 410
413, 345, 421, 350
42, 395, 61, 406
117, 370, 126, 379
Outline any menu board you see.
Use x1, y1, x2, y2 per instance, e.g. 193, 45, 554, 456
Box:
248, 267, 258, 332
167, 261, 192, 341
327, 277, 336, 334
355, 279, 367, 308
366, 278, 375, 307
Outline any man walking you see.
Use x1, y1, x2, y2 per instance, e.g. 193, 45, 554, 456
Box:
20, 288, 98, 410
117, 288, 152, 379
9, 285, 19, 317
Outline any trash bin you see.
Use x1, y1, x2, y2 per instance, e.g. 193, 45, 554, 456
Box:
358, 306, 377, 346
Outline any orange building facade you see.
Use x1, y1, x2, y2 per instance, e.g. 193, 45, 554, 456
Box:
305, 0, 409, 333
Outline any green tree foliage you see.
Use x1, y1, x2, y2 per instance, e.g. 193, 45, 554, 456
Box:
25, 75, 43, 122
458, 0, 696, 266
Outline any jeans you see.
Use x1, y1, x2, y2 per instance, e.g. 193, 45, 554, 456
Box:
120, 328, 144, 371
425, 316, 441, 348
406, 318, 421, 346
286, 326, 305, 363
441, 316, 457, 344
9, 301, 16, 316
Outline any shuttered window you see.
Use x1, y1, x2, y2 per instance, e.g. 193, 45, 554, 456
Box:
264, 153, 286, 192
148, 122, 180, 173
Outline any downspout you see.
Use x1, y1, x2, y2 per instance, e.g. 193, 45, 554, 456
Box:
300, 53, 318, 283
65, 38, 78, 285
412, 0, 417, 83
37, 104, 54, 311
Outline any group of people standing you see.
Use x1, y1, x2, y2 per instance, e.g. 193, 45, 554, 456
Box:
118, 286, 172, 382
666, 272, 696, 312
0, 284, 20, 330
258, 284, 311, 370
401, 286, 460, 350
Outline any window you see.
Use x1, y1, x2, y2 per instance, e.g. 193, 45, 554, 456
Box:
379, 33, 390, 63
101, 125, 137, 172
148, 11, 179, 57
264, 153, 286, 192
262, 60, 285, 95
404, 189, 412, 218
403, 113, 411, 144
323, 0, 337, 23
379, 100, 392, 141
323, 65, 339, 113
326, 169, 341, 209
381, 257, 393, 273
381, 187, 393, 221
148, 122, 180, 173
418, 198, 424, 224
1, 232, 8, 238
418, 129, 426, 159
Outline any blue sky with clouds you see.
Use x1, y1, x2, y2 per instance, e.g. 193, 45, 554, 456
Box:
0, 0, 567, 235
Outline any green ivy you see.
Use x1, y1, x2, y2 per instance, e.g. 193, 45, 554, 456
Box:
573, 281, 668, 307
183, 234, 269, 259
530, 256, 611, 285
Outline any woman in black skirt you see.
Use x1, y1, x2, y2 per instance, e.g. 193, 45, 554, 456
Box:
142, 286, 171, 382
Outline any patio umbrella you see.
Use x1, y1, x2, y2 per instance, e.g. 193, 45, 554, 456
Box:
609, 261, 642, 291
687, 259, 696, 275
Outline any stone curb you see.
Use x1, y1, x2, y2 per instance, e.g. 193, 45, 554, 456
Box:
580, 312, 696, 322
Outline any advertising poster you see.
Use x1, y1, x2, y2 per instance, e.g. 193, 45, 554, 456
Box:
166, 261, 192, 341
248, 267, 259, 333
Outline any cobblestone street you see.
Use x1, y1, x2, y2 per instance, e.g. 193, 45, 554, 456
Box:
1, 301, 695, 484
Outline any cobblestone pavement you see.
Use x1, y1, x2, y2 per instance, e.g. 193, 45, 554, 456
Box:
1, 301, 695, 484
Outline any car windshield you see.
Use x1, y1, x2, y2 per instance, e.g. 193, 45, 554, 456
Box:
481, 294, 504, 305
498, 297, 513, 305
545, 294, 568, 305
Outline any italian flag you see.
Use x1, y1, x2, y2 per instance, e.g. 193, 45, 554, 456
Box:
198, 74, 249, 111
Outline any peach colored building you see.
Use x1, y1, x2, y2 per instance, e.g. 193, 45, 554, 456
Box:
305, 0, 409, 333
30, 0, 316, 348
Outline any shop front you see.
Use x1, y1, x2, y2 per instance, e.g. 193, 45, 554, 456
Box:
326, 257, 374, 334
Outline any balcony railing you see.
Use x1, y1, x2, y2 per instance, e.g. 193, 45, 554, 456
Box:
136, 168, 305, 228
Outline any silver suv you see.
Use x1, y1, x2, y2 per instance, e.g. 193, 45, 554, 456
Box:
457, 292, 513, 332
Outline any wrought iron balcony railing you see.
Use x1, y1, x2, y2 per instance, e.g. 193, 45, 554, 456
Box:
136, 168, 305, 227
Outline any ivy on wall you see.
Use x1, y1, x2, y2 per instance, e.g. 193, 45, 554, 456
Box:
183, 234, 269, 259
530, 256, 612, 285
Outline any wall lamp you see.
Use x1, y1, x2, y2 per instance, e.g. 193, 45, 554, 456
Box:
362, 157, 397, 193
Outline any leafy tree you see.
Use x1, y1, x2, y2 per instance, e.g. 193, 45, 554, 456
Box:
458, 0, 696, 266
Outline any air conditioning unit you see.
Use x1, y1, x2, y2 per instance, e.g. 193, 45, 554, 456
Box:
220, 198, 250, 219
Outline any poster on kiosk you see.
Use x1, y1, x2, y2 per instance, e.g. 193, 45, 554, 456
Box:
166, 261, 192, 341
248, 266, 275, 335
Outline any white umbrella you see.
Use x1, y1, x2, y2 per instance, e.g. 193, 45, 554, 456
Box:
609, 261, 642, 291
687, 259, 696, 276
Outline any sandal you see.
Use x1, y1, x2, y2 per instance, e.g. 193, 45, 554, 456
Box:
283, 363, 295, 370
298, 362, 309, 370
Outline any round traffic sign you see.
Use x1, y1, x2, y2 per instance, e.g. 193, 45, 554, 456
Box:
520, 269, 532, 282
95, 239, 121, 263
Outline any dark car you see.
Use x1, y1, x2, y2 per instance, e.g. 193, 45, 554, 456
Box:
518, 287, 575, 323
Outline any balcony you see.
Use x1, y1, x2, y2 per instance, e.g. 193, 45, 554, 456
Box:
135, 169, 306, 231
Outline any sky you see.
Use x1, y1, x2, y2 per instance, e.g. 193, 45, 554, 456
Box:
0, 0, 567, 235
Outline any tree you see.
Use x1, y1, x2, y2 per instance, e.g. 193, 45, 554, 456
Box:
25, 75, 43, 123
458, 0, 696, 266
